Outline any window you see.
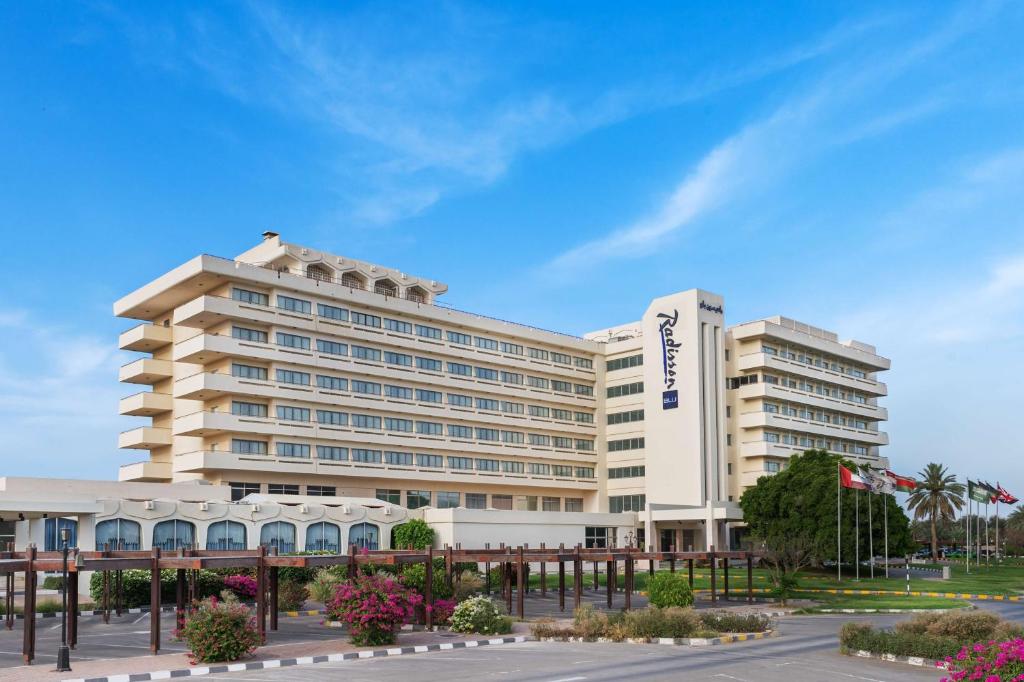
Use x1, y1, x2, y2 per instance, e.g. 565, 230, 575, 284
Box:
553, 465, 573, 477
609, 465, 646, 479
347, 522, 379, 550
574, 411, 594, 424
500, 342, 523, 355
608, 437, 645, 452
726, 434, 732, 446
475, 458, 499, 471
352, 345, 381, 361
385, 451, 414, 466
727, 463, 733, 475
306, 485, 337, 496
502, 401, 524, 414
528, 347, 549, 360
351, 312, 381, 328
232, 326, 267, 343
474, 427, 498, 441
416, 389, 442, 403
606, 354, 643, 372
317, 303, 348, 321
491, 494, 513, 510
207, 521, 247, 550
232, 288, 268, 306
575, 467, 595, 479
528, 405, 550, 418
276, 295, 311, 314
376, 489, 401, 504
316, 445, 348, 461
502, 461, 525, 474
574, 357, 593, 369
501, 430, 524, 444
229, 482, 260, 501
575, 439, 594, 451
352, 380, 381, 395
277, 443, 310, 458
152, 520, 195, 551
553, 436, 573, 449
276, 405, 310, 422
232, 363, 268, 380
476, 397, 499, 411
385, 417, 413, 432
416, 324, 442, 340
607, 382, 644, 398
501, 371, 523, 385
552, 408, 572, 421
384, 351, 412, 366
764, 432, 780, 443
448, 424, 473, 439
475, 366, 499, 381
416, 356, 442, 371
95, 519, 141, 551
384, 385, 413, 400
565, 498, 583, 512
416, 421, 443, 435
352, 414, 382, 429
575, 384, 594, 396
448, 456, 472, 470
551, 352, 571, 365
384, 318, 413, 334
527, 376, 549, 389
475, 336, 498, 350
352, 448, 383, 463
764, 461, 781, 473
317, 374, 348, 391
260, 521, 296, 553
305, 522, 341, 552
466, 493, 487, 509
316, 339, 348, 356
609, 495, 646, 513
232, 401, 267, 417
529, 463, 551, 475
585, 527, 608, 549
542, 497, 561, 512
436, 492, 460, 509
552, 380, 572, 393
406, 491, 431, 509
232, 439, 267, 455
316, 409, 347, 426
276, 369, 310, 385
44, 518, 78, 551
448, 362, 472, 376
528, 434, 551, 446
416, 454, 443, 468
277, 332, 310, 349
447, 331, 471, 345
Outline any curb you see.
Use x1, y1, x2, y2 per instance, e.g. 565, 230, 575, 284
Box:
538, 629, 774, 647
6, 607, 328, 621
796, 588, 1021, 601
847, 648, 949, 670
801, 606, 974, 614
61, 635, 528, 682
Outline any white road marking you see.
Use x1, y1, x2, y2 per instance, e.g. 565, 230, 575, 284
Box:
132, 613, 149, 624
546, 677, 587, 682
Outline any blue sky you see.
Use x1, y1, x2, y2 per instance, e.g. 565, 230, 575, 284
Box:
1, 1, 1023, 503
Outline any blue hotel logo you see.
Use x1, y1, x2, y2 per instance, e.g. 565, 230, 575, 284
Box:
657, 309, 681, 410
662, 390, 679, 410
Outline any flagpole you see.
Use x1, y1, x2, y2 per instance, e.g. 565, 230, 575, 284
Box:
868, 487, 875, 579
965, 494, 970, 573
855, 487, 860, 581
985, 502, 990, 568
837, 463, 842, 583
995, 498, 1000, 565
884, 494, 889, 579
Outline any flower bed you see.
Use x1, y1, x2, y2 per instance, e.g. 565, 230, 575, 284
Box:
940, 638, 1024, 681
325, 573, 423, 646
177, 595, 260, 664
530, 605, 770, 642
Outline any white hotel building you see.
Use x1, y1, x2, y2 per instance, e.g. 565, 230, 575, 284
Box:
108, 233, 890, 551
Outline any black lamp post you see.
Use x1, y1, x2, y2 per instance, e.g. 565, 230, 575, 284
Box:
56, 526, 71, 672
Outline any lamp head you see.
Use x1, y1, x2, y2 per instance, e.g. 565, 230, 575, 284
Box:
59, 526, 70, 544
74, 551, 85, 569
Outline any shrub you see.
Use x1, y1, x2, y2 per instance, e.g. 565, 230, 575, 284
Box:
453, 570, 484, 602
277, 581, 309, 611
647, 572, 693, 608
659, 607, 704, 638
699, 611, 771, 634
574, 604, 610, 640
178, 595, 260, 664
308, 570, 340, 604
42, 576, 65, 590
326, 574, 423, 646
89, 570, 224, 608
392, 519, 435, 550
839, 621, 960, 660
941, 638, 1024, 681
401, 560, 453, 601
429, 598, 457, 626
924, 611, 1000, 643
223, 575, 257, 600
531, 619, 578, 640
449, 596, 513, 635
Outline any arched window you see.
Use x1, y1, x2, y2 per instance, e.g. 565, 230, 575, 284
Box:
95, 519, 141, 551
305, 522, 341, 552
44, 518, 78, 551
341, 272, 366, 290
306, 264, 332, 282
152, 520, 196, 551
348, 522, 379, 551
206, 521, 247, 550
260, 521, 296, 553
373, 279, 398, 297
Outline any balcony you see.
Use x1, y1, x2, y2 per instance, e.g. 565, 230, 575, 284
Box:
119, 391, 173, 416
118, 426, 172, 449
736, 352, 887, 396
119, 358, 173, 384
737, 411, 890, 445
738, 439, 887, 467
735, 382, 887, 421
119, 324, 173, 352
119, 460, 172, 482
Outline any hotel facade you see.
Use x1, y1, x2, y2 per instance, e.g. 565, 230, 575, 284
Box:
113, 233, 890, 551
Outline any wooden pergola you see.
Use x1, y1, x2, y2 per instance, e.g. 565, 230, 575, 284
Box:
1, 544, 760, 665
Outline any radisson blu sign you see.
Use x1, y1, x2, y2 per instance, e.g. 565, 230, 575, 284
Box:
657, 309, 680, 410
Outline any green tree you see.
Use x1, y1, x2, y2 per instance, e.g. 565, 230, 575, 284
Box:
1008, 505, 1024, 530
906, 463, 965, 561
391, 518, 435, 550
740, 449, 913, 569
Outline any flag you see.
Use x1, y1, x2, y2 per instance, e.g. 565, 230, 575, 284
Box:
997, 484, 1019, 505
981, 481, 1000, 503
862, 468, 894, 494
968, 480, 992, 504
885, 470, 917, 493
840, 464, 868, 490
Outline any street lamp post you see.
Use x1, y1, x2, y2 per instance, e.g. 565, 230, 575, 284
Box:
56, 526, 71, 672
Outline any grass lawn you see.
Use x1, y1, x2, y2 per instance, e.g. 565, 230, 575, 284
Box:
791, 593, 971, 612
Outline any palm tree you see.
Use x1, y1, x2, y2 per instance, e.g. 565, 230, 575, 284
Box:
1009, 505, 1024, 530
906, 463, 966, 560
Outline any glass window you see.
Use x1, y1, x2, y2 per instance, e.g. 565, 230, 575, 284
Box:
206, 521, 247, 550
351, 312, 381, 328
276, 369, 310, 385
476, 428, 499, 441
416, 453, 443, 468
448, 456, 472, 469
552, 380, 572, 393
317, 374, 347, 391
608, 437, 645, 452
500, 371, 523, 385
447, 393, 472, 407
575, 439, 594, 451
500, 342, 523, 355
316, 339, 348, 356
608, 409, 644, 425
585, 527, 608, 549
491, 494, 513, 510
352, 380, 381, 395
232, 439, 267, 455
276, 405, 310, 422
376, 489, 401, 504
260, 521, 296, 553
276, 332, 310, 349
465, 493, 487, 509
527, 376, 549, 389
475, 336, 498, 350
416, 421, 443, 435
448, 424, 473, 439
528, 405, 550, 418
475, 458, 499, 471
575, 411, 594, 423
446, 331, 471, 345
384, 417, 413, 432
501, 430, 524, 444
351, 345, 381, 361
305, 522, 341, 552
565, 498, 583, 513
307, 485, 336, 496
607, 382, 644, 398
416, 389, 442, 403
406, 490, 431, 509
352, 448, 383, 463
552, 408, 572, 421
44, 518, 78, 551
606, 354, 643, 372
267, 483, 300, 495
229, 482, 260, 501
476, 397, 499, 411
417, 356, 442, 371
384, 385, 413, 399
384, 318, 413, 334
232, 363, 268, 380
529, 463, 551, 475
527, 348, 549, 361
528, 434, 551, 446
608, 495, 646, 513
436, 492, 460, 509
502, 461, 525, 474
232, 288, 268, 306
576, 467, 595, 478
316, 445, 348, 461
232, 401, 267, 417
502, 401, 524, 414
551, 352, 571, 365
385, 451, 414, 466
317, 303, 348, 321
416, 324, 442, 339
316, 409, 347, 426
574, 357, 593, 369
384, 351, 412, 366
349, 522, 379, 550
277, 442, 310, 458
276, 295, 311, 314
152, 520, 195, 551
575, 384, 594, 396
95, 519, 141, 551
448, 362, 472, 376
542, 497, 560, 512
232, 326, 267, 343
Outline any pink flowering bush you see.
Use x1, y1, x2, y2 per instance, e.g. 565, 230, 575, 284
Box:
428, 598, 457, 626
223, 575, 258, 599
178, 595, 260, 664
326, 574, 424, 646
940, 638, 1024, 682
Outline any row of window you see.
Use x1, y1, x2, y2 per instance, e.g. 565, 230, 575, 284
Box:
607, 437, 645, 452
609, 494, 646, 513
762, 402, 870, 430
231, 288, 594, 369
606, 354, 643, 372
372, 489, 584, 512
727, 372, 871, 405
763, 431, 870, 456
607, 382, 644, 398
760, 343, 871, 379
607, 409, 644, 425
607, 465, 646, 479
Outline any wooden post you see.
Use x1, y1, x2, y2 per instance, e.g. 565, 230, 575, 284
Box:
669, 545, 676, 574
610, 555, 617, 593
723, 556, 730, 601
270, 546, 279, 631
256, 545, 266, 644
516, 546, 525, 620
688, 558, 694, 588
709, 546, 717, 605
484, 542, 491, 595
558, 544, 565, 612
347, 543, 357, 580
149, 546, 161, 654
539, 543, 547, 597
102, 541, 110, 624
747, 553, 754, 604
573, 544, 582, 612
22, 545, 37, 664
592, 561, 598, 590
5, 566, 13, 630
175, 565, 186, 637
649, 545, 655, 576
505, 554, 513, 615
606, 560, 613, 608
425, 546, 434, 630
624, 549, 633, 611
116, 539, 124, 617
445, 545, 453, 593
68, 559, 78, 649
